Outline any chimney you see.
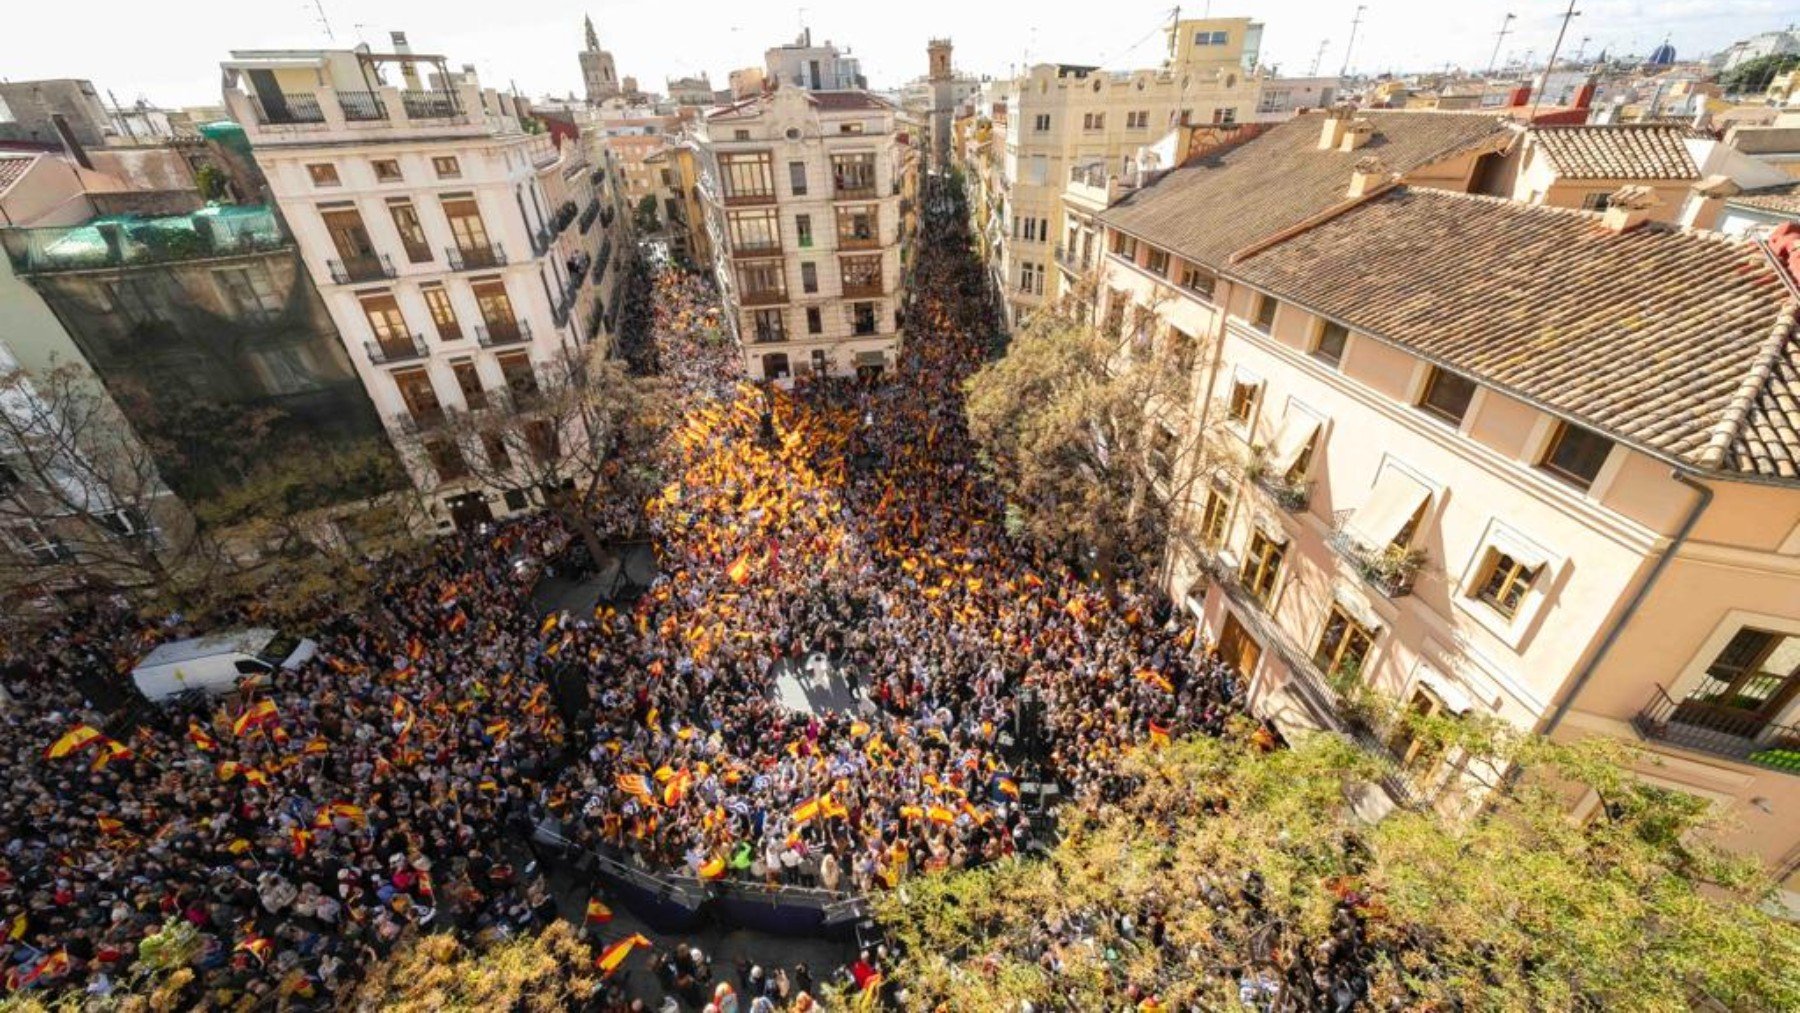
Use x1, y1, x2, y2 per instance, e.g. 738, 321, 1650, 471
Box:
1679, 175, 1741, 231
392, 32, 422, 91
1339, 118, 1375, 151
1600, 185, 1660, 233
1319, 105, 1354, 150
1347, 156, 1388, 199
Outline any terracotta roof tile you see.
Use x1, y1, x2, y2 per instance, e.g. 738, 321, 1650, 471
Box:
1728, 181, 1800, 218
1099, 110, 1512, 269
0, 155, 37, 195
1229, 188, 1800, 481
1527, 124, 1700, 180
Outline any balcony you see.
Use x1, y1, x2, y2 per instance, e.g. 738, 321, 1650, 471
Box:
579, 200, 600, 234
365, 334, 429, 365
1247, 463, 1311, 513
400, 90, 461, 120
732, 239, 783, 259
446, 244, 507, 271
390, 408, 446, 435
1326, 512, 1425, 599
837, 232, 880, 251
840, 278, 884, 298
476, 320, 533, 348
741, 288, 788, 307
328, 253, 396, 284
253, 92, 325, 125
2, 206, 290, 275
551, 201, 579, 235
1053, 245, 1092, 275
336, 90, 389, 122
833, 184, 879, 201
722, 188, 777, 208
1633, 686, 1800, 774
592, 239, 613, 282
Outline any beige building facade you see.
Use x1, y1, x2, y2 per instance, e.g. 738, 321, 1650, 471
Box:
694, 87, 916, 382
223, 40, 629, 531
1090, 110, 1800, 907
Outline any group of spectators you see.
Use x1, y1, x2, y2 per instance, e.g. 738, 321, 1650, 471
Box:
0, 178, 1244, 1009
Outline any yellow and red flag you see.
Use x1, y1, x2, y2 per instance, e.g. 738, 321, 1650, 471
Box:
1147, 721, 1171, 748
585, 898, 614, 924
698, 856, 727, 880
43, 724, 103, 761
186, 723, 218, 752
595, 933, 652, 976
790, 796, 822, 826
725, 552, 752, 585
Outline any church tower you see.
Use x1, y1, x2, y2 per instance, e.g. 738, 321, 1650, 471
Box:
580, 14, 621, 104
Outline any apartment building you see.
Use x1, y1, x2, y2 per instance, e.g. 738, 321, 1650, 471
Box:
977, 18, 1267, 327
1090, 110, 1800, 906
764, 30, 866, 92
693, 86, 916, 381
223, 38, 627, 531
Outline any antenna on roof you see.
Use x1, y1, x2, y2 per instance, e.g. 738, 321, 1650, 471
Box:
308, 0, 336, 41
1532, 0, 1582, 121
1310, 38, 1330, 76
1340, 5, 1367, 78
1486, 13, 1515, 76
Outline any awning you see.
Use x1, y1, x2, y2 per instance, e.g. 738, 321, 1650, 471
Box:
1253, 513, 1289, 545
1265, 413, 1321, 479
1345, 468, 1430, 548
1416, 667, 1475, 715
1486, 527, 1550, 573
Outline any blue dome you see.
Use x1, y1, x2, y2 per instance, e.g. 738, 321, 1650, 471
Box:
1649, 42, 1677, 66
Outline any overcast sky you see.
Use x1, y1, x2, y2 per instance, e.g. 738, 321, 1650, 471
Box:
3, 0, 1796, 108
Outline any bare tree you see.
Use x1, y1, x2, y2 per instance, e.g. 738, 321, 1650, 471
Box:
419, 343, 672, 563
0, 359, 208, 606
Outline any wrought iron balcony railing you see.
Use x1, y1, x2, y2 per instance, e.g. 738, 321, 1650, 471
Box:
365, 334, 429, 365
327, 253, 396, 283
476, 320, 533, 348
446, 243, 506, 271
1632, 685, 1800, 775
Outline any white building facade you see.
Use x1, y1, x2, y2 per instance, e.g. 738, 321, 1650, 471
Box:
223, 40, 629, 530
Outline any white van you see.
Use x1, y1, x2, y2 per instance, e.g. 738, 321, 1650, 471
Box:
130, 628, 317, 703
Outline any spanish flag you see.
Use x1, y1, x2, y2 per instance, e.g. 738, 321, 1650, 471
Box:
232, 699, 279, 737
1147, 721, 1171, 748
243, 768, 270, 788
43, 724, 103, 761
994, 777, 1020, 801
6, 913, 26, 942
406, 636, 426, 661
446, 610, 469, 634
187, 723, 217, 752
540, 612, 560, 636
595, 933, 652, 976
725, 552, 752, 585
235, 935, 274, 966
89, 738, 134, 771
97, 815, 125, 835
216, 761, 243, 782
790, 796, 822, 826
698, 856, 727, 880
585, 898, 614, 924
313, 801, 368, 828
926, 804, 956, 826
485, 719, 511, 740
290, 828, 313, 858
303, 737, 330, 756
820, 795, 849, 820
662, 769, 692, 808
1134, 668, 1175, 694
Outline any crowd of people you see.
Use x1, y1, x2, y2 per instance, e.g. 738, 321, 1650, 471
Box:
0, 178, 1246, 1009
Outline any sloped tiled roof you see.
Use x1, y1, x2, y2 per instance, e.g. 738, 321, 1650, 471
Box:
808, 90, 894, 112
1229, 188, 1800, 480
1099, 110, 1512, 269
1527, 124, 1700, 180
0, 154, 38, 196
1728, 181, 1800, 217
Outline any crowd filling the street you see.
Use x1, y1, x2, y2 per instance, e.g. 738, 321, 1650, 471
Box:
0, 181, 1251, 1010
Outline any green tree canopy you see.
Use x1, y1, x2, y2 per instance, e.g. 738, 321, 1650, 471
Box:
874, 731, 1800, 1012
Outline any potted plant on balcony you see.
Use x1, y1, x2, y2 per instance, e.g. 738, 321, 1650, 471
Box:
1357, 544, 1427, 596
1244, 446, 1309, 512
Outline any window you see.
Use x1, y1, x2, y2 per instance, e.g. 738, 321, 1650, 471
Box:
1313, 321, 1349, 367
425, 439, 469, 482
1239, 531, 1286, 604
320, 207, 376, 264
471, 278, 519, 338
1251, 293, 1278, 331
836, 205, 878, 247
372, 159, 403, 183
497, 351, 537, 397
1082, 112, 1105, 130
307, 163, 341, 187
720, 152, 776, 203
810, 349, 829, 374
441, 197, 492, 257
1212, 107, 1238, 125
1227, 377, 1260, 425
1145, 248, 1169, 277
851, 302, 878, 336
1019, 261, 1043, 296
1195, 30, 1229, 45
1314, 605, 1376, 682
1474, 551, 1538, 618
1418, 367, 1476, 425
1540, 421, 1614, 489
213, 266, 281, 318
432, 156, 461, 179
801, 262, 818, 293
788, 161, 808, 196
1389, 689, 1453, 772
841, 254, 882, 295
1680, 629, 1800, 726
452, 360, 486, 410
795, 214, 814, 248
830, 153, 877, 196
762, 352, 790, 381
6, 521, 73, 565
752, 308, 786, 343
1168, 327, 1198, 377
732, 129, 751, 141
806, 307, 823, 334
1179, 265, 1216, 300
393, 368, 444, 425
1111, 232, 1138, 261
1126, 110, 1149, 129
484, 434, 513, 472
1580, 192, 1612, 212
727, 208, 781, 253
359, 293, 412, 354
838, 121, 865, 135
1199, 488, 1233, 546
387, 199, 432, 263
1033, 113, 1051, 132
421, 285, 462, 341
